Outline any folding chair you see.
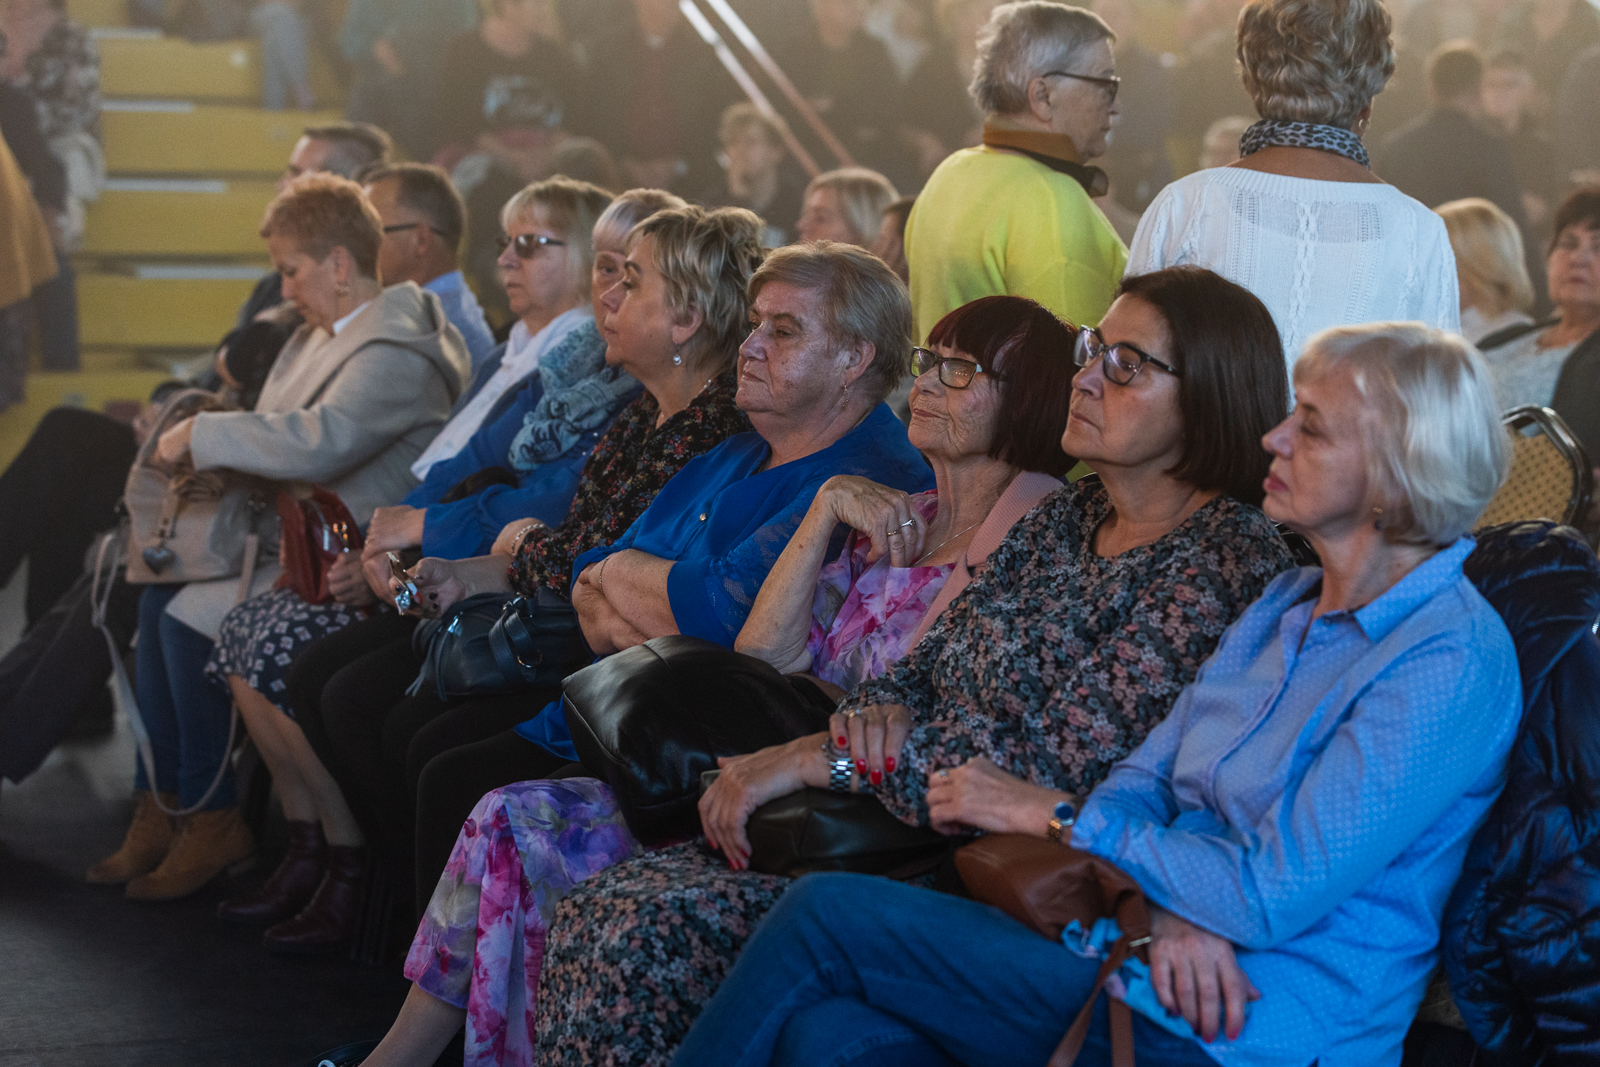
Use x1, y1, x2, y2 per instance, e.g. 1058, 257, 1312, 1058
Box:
1475, 406, 1594, 532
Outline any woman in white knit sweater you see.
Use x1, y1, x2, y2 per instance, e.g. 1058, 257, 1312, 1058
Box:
1126, 0, 1458, 373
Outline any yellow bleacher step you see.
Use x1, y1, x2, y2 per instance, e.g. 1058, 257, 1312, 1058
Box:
82, 178, 279, 257
96, 32, 343, 105
68, 0, 126, 28
0, 371, 173, 471
78, 270, 264, 348
103, 104, 345, 177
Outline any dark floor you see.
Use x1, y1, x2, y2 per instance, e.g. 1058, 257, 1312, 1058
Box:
0, 722, 410, 1067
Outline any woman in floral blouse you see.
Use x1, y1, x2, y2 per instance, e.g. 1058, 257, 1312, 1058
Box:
527, 267, 1299, 1067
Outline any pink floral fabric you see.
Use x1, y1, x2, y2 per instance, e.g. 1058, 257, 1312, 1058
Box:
404, 778, 640, 1067
806, 492, 952, 690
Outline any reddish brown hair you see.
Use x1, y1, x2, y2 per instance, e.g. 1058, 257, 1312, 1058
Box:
260, 172, 383, 278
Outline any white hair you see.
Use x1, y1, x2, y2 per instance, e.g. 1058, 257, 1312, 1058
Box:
1296, 323, 1510, 546
969, 2, 1115, 117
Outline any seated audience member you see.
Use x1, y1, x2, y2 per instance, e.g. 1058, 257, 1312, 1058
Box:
1437, 197, 1536, 344
905, 2, 1127, 346
900, 0, 1002, 178
198, 185, 642, 954
676, 320, 1520, 1067
869, 194, 915, 283
532, 267, 1296, 1065
1478, 186, 1600, 446
408, 177, 613, 483
1492, 0, 1600, 114
1197, 113, 1253, 170
1482, 49, 1561, 231
1090, 0, 1173, 214
698, 103, 807, 248
1131, 0, 1460, 375
1554, 43, 1600, 183
794, 166, 900, 247
363, 162, 497, 369
364, 294, 1076, 1067
371, 242, 934, 910
86, 175, 471, 905
285, 205, 764, 905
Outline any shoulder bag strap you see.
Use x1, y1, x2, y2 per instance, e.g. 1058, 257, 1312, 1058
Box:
1478, 318, 1559, 353
1049, 935, 1139, 1067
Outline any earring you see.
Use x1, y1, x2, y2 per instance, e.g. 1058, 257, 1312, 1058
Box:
1372, 506, 1384, 531
671, 346, 683, 367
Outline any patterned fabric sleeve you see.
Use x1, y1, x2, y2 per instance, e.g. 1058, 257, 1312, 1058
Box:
26, 22, 100, 142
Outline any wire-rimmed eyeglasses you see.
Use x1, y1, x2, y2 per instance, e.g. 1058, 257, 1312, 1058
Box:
913, 346, 1006, 389
497, 232, 567, 258
1073, 326, 1181, 385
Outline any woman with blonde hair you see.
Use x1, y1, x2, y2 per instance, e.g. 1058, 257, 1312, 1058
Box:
1127, 0, 1460, 374
795, 166, 900, 247
1437, 197, 1536, 344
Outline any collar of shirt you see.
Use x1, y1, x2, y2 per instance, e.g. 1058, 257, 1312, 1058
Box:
1291, 537, 1477, 643
423, 269, 467, 296
331, 299, 373, 336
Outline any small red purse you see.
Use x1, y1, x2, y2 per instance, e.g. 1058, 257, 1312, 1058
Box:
274, 487, 364, 604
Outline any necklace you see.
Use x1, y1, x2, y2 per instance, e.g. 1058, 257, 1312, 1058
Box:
911, 517, 984, 567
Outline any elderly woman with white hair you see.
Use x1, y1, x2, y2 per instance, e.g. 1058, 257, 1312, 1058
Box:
676, 322, 1522, 1067
903, 1, 1128, 345
1127, 0, 1461, 374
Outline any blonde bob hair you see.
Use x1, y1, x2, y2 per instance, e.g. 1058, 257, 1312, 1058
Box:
501, 177, 616, 292
804, 168, 901, 247
1295, 323, 1510, 546
1236, 0, 1395, 131
628, 205, 767, 375
749, 241, 913, 404
1437, 198, 1536, 319
260, 173, 383, 278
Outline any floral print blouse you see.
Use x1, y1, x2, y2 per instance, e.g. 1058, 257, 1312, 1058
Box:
806, 492, 952, 690
848, 478, 1294, 827
511, 369, 750, 596
2, 19, 100, 142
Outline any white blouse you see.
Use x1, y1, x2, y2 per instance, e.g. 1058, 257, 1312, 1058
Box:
1126, 167, 1460, 375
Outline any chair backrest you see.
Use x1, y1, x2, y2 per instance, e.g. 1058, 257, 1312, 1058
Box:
1475, 406, 1594, 531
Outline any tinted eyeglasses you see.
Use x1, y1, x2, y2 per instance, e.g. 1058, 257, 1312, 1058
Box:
913, 346, 1005, 389
497, 232, 567, 258
1073, 326, 1181, 385
1041, 69, 1121, 104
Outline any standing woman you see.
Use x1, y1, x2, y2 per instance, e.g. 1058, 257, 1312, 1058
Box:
86, 175, 470, 908
1127, 0, 1460, 374
0, 0, 98, 373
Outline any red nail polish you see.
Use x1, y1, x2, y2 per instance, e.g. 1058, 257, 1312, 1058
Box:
856, 759, 867, 775
838, 735, 849, 747
870, 769, 882, 785
885, 757, 896, 773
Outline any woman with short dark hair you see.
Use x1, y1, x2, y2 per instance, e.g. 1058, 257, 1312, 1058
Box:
529, 267, 1296, 1066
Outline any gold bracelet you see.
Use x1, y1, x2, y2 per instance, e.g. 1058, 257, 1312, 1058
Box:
509, 521, 544, 557
594, 555, 609, 593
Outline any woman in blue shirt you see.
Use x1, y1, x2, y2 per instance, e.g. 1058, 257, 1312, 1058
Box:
673, 322, 1521, 1067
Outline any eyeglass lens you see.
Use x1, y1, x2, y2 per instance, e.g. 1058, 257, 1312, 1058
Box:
497, 233, 565, 258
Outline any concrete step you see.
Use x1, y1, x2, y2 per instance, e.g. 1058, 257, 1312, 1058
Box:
78, 267, 266, 348
103, 102, 344, 177
68, 0, 126, 28
81, 178, 278, 257
96, 32, 342, 105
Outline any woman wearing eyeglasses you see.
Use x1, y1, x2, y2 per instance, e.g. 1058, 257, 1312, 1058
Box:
519, 267, 1295, 1067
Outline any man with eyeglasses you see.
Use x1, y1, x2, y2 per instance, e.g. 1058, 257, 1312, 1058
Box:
903, 2, 1127, 351
364, 163, 496, 371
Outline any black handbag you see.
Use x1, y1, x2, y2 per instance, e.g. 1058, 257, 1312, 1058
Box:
743, 788, 953, 880
410, 589, 589, 700
563, 635, 838, 844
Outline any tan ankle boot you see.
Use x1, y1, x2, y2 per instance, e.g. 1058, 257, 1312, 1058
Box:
125, 807, 254, 902
86, 791, 177, 885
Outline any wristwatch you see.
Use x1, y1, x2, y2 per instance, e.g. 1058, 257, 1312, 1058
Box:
1046, 798, 1078, 844
823, 738, 853, 793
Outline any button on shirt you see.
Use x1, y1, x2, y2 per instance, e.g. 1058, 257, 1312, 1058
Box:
1074, 537, 1521, 1067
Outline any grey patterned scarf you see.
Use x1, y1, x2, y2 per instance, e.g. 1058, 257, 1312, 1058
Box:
1239, 119, 1370, 169
507, 318, 638, 472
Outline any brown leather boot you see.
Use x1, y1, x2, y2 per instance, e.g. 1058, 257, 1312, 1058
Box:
217, 820, 327, 925
86, 791, 177, 885
263, 844, 366, 955
125, 807, 254, 902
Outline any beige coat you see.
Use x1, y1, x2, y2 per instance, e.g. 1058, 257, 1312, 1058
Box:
166, 282, 469, 638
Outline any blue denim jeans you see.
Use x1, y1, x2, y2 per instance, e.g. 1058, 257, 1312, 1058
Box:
251, 0, 311, 110
132, 585, 236, 809
672, 873, 1221, 1067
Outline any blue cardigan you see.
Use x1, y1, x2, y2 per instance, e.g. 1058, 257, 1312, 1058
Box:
519, 402, 934, 757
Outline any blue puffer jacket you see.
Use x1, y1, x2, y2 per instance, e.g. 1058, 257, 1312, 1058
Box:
1445, 521, 1600, 1064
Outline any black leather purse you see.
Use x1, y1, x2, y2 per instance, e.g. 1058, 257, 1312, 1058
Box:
743, 788, 953, 880
563, 635, 837, 844
411, 589, 589, 700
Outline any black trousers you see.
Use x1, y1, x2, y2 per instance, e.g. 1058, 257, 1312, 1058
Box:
0, 406, 137, 626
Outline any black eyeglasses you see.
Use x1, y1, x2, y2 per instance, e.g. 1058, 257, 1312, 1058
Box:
383, 222, 448, 238
1073, 326, 1180, 385
1041, 69, 1121, 104
497, 232, 567, 258
913, 347, 1005, 389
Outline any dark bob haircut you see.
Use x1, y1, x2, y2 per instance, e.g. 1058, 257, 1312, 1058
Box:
926, 295, 1076, 478
1117, 267, 1288, 505
1549, 184, 1600, 254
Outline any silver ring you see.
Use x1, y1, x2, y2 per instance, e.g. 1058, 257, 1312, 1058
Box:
899, 519, 916, 528
939, 769, 950, 782
842, 708, 863, 720
394, 588, 414, 613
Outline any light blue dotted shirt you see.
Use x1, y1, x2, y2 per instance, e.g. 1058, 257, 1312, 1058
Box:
1074, 537, 1521, 1067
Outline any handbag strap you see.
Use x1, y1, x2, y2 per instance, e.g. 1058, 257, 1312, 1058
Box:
1048, 935, 1138, 1067
92, 529, 239, 818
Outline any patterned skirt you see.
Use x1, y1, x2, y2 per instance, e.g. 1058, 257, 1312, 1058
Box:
205, 586, 372, 714
535, 841, 793, 1067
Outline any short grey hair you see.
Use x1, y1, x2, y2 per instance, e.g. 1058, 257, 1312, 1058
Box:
1295, 323, 1510, 547
970, 2, 1115, 117
594, 188, 686, 249
1236, 0, 1395, 131
804, 168, 900, 246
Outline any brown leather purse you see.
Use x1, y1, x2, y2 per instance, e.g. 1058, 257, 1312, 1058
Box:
955, 834, 1152, 1067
